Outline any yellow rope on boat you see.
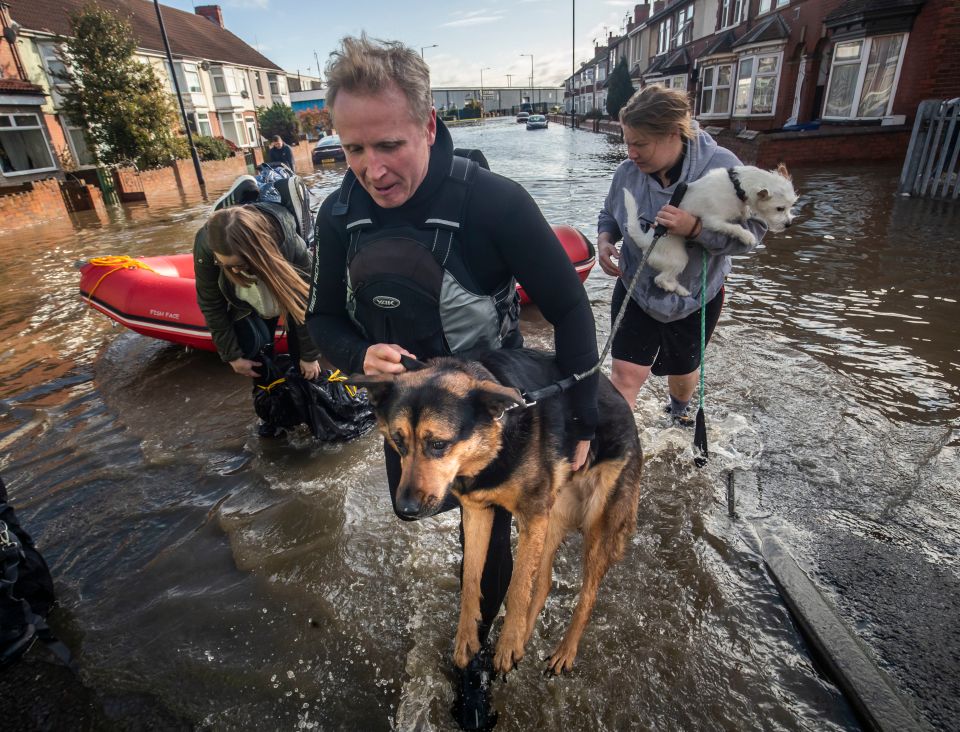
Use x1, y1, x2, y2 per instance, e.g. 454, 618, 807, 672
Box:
85, 255, 156, 300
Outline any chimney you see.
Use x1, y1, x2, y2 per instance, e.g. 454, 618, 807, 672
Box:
635, 4, 650, 24
652, 0, 665, 14
194, 5, 224, 28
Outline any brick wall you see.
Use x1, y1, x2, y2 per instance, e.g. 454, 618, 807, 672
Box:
0, 179, 69, 232
713, 126, 913, 168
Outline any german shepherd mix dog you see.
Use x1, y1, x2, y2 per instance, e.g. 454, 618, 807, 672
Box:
352, 349, 642, 675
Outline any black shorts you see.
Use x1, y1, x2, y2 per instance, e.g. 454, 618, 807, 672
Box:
611, 279, 724, 376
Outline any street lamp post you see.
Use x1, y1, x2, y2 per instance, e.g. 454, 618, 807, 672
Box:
420, 44, 438, 59
520, 53, 534, 111
479, 66, 491, 119
153, 0, 204, 189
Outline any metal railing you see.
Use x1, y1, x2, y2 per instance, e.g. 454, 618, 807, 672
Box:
898, 98, 960, 200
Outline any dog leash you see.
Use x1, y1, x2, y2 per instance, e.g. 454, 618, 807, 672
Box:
504, 182, 689, 410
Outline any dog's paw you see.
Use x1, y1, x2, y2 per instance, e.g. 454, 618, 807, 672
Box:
493, 630, 526, 674
735, 227, 758, 247
545, 640, 579, 675
675, 283, 690, 297
453, 627, 482, 669
654, 273, 679, 293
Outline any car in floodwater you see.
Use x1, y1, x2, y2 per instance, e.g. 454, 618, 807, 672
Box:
516, 111, 530, 123
312, 135, 345, 164
525, 114, 548, 130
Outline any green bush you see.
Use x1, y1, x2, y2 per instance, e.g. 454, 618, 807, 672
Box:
193, 135, 233, 161
257, 103, 298, 144
136, 136, 189, 169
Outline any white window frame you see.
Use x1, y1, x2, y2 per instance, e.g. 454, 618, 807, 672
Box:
181, 62, 203, 94
62, 117, 95, 167
189, 111, 213, 137
38, 42, 70, 102
0, 113, 58, 176
759, 0, 791, 14
699, 62, 735, 117
733, 50, 782, 116
675, 4, 694, 46
720, 0, 747, 30
245, 117, 258, 147
657, 17, 673, 55
255, 73, 264, 97
822, 33, 908, 121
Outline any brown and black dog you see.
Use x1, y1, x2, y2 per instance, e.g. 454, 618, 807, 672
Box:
352, 348, 642, 675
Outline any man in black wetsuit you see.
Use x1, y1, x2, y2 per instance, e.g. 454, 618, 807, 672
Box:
306, 35, 598, 728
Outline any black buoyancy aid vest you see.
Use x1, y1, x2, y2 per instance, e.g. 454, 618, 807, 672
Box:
319, 154, 520, 359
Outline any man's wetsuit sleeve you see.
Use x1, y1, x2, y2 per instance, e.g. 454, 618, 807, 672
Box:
488, 180, 599, 439
305, 196, 371, 374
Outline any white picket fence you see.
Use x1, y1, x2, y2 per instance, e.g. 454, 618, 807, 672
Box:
898, 98, 960, 199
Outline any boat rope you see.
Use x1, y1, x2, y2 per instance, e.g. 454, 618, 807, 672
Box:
85, 256, 155, 301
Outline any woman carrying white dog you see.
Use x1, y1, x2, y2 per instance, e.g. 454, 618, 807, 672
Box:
597, 86, 767, 424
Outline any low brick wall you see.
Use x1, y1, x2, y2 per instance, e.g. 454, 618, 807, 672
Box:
713, 126, 913, 168
548, 114, 912, 168
0, 179, 70, 233
114, 154, 252, 204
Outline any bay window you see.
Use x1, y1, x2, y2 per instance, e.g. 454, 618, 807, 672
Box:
699, 63, 734, 116
182, 63, 202, 94
823, 34, 906, 119
0, 114, 56, 175
734, 52, 781, 115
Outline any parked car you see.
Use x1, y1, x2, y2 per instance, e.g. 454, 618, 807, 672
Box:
525, 114, 548, 130
516, 111, 530, 123
312, 135, 345, 164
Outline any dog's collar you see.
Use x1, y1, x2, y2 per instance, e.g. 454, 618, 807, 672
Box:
727, 168, 748, 202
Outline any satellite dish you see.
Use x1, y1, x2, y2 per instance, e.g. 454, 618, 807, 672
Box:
3, 23, 19, 44
200, 60, 210, 71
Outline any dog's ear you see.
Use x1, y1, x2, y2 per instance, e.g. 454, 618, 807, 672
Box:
471, 381, 524, 419
775, 162, 792, 181
756, 188, 770, 200
348, 373, 396, 408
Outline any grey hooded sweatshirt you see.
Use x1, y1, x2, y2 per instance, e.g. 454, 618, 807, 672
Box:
598, 124, 767, 323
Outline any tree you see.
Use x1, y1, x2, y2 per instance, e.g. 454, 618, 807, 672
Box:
606, 57, 636, 121
57, 4, 184, 169
296, 107, 331, 137
257, 103, 298, 144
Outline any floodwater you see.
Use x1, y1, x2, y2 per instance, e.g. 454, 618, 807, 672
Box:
1, 118, 957, 730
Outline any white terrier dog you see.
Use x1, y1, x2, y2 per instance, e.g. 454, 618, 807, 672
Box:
623, 163, 797, 296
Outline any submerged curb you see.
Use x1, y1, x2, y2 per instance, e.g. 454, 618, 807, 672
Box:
757, 529, 930, 732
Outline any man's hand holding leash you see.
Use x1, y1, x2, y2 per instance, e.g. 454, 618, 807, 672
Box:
364, 343, 418, 375
230, 357, 262, 378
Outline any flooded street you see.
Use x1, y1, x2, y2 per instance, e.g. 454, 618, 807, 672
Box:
1, 118, 956, 730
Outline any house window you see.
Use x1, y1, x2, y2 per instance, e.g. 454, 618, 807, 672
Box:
734, 52, 781, 115
188, 111, 213, 137
268, 74, 287, 96
675, 4, 694, 46
63, 118, 95, 166
759, 0, 790, 13
39, 43, 70, 101
182, 63, 202, 94
255, 73, 264, 97
823, 34, 906, 119
699, 63, 734, 116
720, 0, 747, 29
212, 66, 247, 96
657, 17, 673, 55
0, 114, 56, 175
211, 66, 226, 94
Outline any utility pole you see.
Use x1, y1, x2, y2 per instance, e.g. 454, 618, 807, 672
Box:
153, 0, 204, 189
520, 53, 534, 111
506, 74, 512, 87
313, 50, 322, 82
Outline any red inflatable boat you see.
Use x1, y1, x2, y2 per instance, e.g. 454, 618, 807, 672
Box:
79, 225, 596, 352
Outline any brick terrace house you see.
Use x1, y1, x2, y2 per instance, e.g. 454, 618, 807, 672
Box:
5, 0, 291, 168
0, 2, 60, 188
565, 0, 959, 164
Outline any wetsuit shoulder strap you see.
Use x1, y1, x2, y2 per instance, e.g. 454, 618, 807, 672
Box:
331, 169, 378, 233
423, 154, 479, 233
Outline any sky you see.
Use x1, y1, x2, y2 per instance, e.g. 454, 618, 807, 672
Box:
159, 0, 642, 87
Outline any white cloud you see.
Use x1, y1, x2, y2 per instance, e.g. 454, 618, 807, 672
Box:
442, 15, 505, 27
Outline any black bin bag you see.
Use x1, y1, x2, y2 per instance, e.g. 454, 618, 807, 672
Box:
253, 354, 375, 441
